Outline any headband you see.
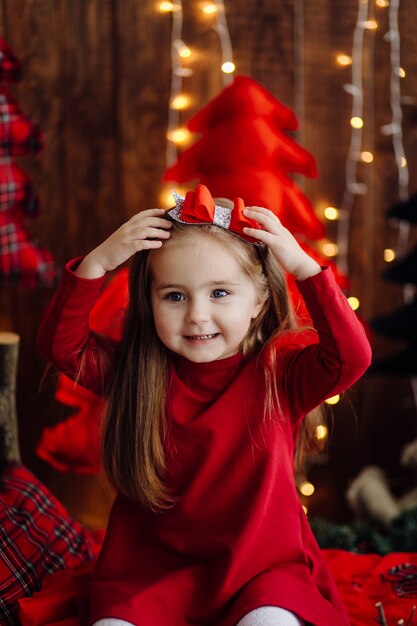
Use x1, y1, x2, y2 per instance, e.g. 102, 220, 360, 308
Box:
167, 184, 262, 245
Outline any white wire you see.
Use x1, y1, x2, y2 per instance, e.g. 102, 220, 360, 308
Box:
337, 0, 370, 275
166, 0, 184, 168
214, 0, 234, 87
293, 0, 305, 190
388, 0, 411, 286
387, 0, 417, 410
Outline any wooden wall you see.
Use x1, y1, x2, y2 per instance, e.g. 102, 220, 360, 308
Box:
1, 0, 416, 527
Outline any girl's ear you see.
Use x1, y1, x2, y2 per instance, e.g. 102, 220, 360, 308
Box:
251, 293, 267, 319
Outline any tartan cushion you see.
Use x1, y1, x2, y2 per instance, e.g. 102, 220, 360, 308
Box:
0, 38, 23, 82
0, 89, 42, 156
0, 213, 56, 287
0, 160, 39, 216
0, 462, 100, 626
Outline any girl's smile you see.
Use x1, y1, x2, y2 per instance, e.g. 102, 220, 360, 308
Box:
149, 234, 264, 363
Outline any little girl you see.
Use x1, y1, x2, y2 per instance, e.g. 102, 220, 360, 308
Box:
38, 184, 371, 626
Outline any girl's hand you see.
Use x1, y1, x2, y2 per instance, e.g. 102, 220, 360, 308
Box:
76, 208, 172, 279
243, 206, 322, 280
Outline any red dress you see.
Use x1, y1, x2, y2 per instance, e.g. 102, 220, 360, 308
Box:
37, 260, 371, 626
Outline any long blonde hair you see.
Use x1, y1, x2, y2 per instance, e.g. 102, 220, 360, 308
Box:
102, 220, 324, 511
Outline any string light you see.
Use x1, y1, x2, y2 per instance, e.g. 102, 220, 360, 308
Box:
324, 206, 339, 220
325, 394, 341, 405
302, 505, 308, 516
322, 242, 339, 257
170, 94, 191, 110
336, 0, 374, 276
299, 481, 315, 497
386, 0, 417, 407
315, 425, 328, 440
159, 1, 176, 11
336, 54, 352, 66
350, 116, 364, 129
214, 0, 235, 85
376, 0, 389, 6
221, 61, 235, 74
384, 248, 396, 262
361, 150, 374, 162
363, 19, 378, 29
167, 127, 192, 144
348, 296, 360, 310
398, 67, 406, 78
202, 2, 218, 14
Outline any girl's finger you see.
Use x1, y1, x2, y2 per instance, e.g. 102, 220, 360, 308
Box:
243, 227, 276, 245
245, 206, 281, 221
244, 209, 282, 233
135, 226, 172, 240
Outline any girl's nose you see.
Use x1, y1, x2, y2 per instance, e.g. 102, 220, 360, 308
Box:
185, 299, 210, 324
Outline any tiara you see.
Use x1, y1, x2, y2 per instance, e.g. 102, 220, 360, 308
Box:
167, 184, 262, 245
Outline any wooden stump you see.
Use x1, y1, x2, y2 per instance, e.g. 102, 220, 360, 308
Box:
0, 332, 21, 468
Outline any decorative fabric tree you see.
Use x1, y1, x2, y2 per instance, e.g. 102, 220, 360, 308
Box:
0, 38, 55, 286
164, 75, 349, 322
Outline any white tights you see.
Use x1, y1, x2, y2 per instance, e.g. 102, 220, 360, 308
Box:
236, 606, 305, 625
93, 607, 305, 626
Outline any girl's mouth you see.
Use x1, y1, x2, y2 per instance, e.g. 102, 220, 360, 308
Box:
185, 333, 219, 340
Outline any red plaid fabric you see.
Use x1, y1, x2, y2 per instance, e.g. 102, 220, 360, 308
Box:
0, 96, 42, 156
0, 38, 23, 82
0, 462, 100, 626
0, 160, 39, 216
0, 213, 56, 286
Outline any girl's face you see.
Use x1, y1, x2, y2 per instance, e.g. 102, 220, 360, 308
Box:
149, 234, 264, 363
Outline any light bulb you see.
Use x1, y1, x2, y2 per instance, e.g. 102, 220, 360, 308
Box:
325, 394, 341, 405
159, 1, 175, 11
363, 19, 378, 29
315, 425, 328, 441
178, 45, 191, 58
324, 206, 339, 220
299, 481, 315, 497
401, 156, 407, 167
167, 128, 192, 144
322, 242, 338, 257
202, 3, 217, 14
221, 61, 236, 74
398, 67, 406, 78
348, 296, 360, 311
384, 248, 396, 262
336, 54, 352, 66
376, 0, 389, 7
361, 151, 374, 163
350, 117, 364, 129
170, 94, 190, 110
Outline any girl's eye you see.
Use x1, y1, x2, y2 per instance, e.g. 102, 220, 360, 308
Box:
165, 292, 185, 302
212, 289, 229, 299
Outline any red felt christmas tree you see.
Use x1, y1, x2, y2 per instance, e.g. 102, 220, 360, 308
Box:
0, 38, 55, 286
164, 75, 349, 321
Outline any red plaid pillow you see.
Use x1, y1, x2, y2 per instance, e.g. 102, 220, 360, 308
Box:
0, 161, 39, 216
0, 462, 101, 626
0, 38, 23, 82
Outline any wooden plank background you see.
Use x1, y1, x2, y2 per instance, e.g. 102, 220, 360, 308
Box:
1, 0, 416, 528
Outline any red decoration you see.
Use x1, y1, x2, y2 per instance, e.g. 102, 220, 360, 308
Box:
0, 38, 23, 82
0, 38, 55, 286
164, 75, 324, 241
181, 184, 216, 222
37, 269, 129, 474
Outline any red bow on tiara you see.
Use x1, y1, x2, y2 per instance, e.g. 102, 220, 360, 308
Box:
168, 184, 262, 244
